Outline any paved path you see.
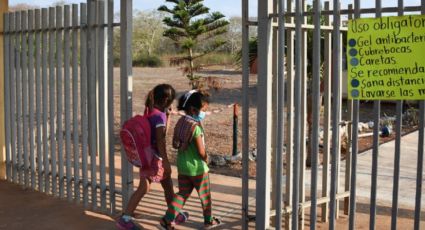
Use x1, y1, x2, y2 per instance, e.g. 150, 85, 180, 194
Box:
302, 130, 425, 229
303, 130, 425, 208
0, 166, 256, 230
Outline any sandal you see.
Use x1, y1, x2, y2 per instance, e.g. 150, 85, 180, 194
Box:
204, 217, 222, 229
175, 211, 189, 225
159, 217, 175, 230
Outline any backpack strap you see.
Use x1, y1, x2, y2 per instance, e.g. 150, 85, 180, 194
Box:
144, 107, 162, 117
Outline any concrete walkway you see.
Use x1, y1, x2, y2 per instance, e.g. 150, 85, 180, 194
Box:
349, 130, 425, 207
304, 130, 425, 208
0, 165, 256, 230
0, 131, 424, 229
302, 130, 425, 229
129, 167, 256, 229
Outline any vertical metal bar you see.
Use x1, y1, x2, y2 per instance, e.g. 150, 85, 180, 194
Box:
348, 88, 360, 226
97, 0, 107, 212
42, 8, 49, 194
9, 12, 17, 184
28, 10, 36, 190
120, 0, 134, 209
321, 1, 331, 223
292, 0, 303, 228
271, 2, 278, 226
336, 18, 343, 221
72, 3, 80, 203
49, 7, 57, 196
56, 6, 64, 199
310, 0, 321, 228
299, 2, 308, 227
21, 11, 29, 189
4, 13, 11, 181
80, 3, 89, 208
275, 0, 285, 228
414, 2, 425, 230
344, 4, 354, 217
329, 0, 341, 229
15, 11, 22, 186
87, 2, 98, 209
390, 2, 404, 230
415, 105, 424, 230
241, 0, 250, 228
348, 1, 360, 229
64, 5, 72, 202
257, 0, 273, 228
285, 1, 294, 228
369, 1, 381, 229
35, 9, 43, 192
107, 0, 116, 213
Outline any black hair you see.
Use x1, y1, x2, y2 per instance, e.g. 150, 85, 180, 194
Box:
145, 84, 176, 111
177, 90, 210, 113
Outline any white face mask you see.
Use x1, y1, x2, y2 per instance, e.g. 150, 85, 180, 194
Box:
193, 111, 206, 122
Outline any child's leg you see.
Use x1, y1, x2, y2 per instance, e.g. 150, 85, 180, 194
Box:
160, 176, 174, 206
193, 173, 213, 223
164, 174, 194, 222
124, 177, 151, 216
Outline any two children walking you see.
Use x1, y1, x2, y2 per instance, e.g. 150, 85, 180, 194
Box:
116, 85, 221, 230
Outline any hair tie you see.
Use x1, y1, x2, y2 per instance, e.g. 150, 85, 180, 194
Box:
182, 90, 197, 108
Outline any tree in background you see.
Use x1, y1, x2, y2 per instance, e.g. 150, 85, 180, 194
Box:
226, 17, 243, 54
158, 0, 229, 88
113, 10, 170, 67
133, 10, 166, 56
9, 3, 38, 11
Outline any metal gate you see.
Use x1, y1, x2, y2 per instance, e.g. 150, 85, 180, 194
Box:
241, 0, 425, 229
2, 0, 134, 214
2, 0, 425, 229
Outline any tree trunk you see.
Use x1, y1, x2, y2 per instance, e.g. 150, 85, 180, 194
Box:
306, 93, 323, 167
188, 48, 195, 89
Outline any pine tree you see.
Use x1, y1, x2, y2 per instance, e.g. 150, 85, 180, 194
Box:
158, 0, 229, 88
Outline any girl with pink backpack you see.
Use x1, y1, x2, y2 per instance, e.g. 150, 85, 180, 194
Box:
117, 84, 187, 230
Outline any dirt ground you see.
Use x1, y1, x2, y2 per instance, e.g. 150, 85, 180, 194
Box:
119, 67, 415, 178
114, 66, 259, 178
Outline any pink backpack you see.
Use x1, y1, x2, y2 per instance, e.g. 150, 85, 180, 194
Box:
120, 111, 164, 182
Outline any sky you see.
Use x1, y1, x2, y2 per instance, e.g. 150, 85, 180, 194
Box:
9, 0, 423, 18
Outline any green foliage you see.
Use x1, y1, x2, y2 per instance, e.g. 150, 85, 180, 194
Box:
158, 0, 230, 88
404, 106, 420, 126
234, 37, 257, 68
133, 10, 167, 56
133, 54, 163, 67
306, 4, 326, 79
113, 10, 174, 66
222, 17, 243, 54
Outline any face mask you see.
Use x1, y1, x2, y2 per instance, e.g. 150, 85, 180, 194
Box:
193, 111, 206, 122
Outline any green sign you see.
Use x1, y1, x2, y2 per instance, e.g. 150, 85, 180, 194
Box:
347, 15, 425, 100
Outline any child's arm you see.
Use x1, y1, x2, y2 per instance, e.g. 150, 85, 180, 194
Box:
194, 135, 207, 162
156, 126, 172, 177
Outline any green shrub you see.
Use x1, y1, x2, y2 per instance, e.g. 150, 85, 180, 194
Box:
234, 37, 257, 68
133, 54, 163, 67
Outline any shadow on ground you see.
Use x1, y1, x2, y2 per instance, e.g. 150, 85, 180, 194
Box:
0, 181, 115, 230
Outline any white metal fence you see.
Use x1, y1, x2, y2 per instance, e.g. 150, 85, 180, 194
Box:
2, 0, 134, 214
242, 0, 425, 229
2, 0, 424, 229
